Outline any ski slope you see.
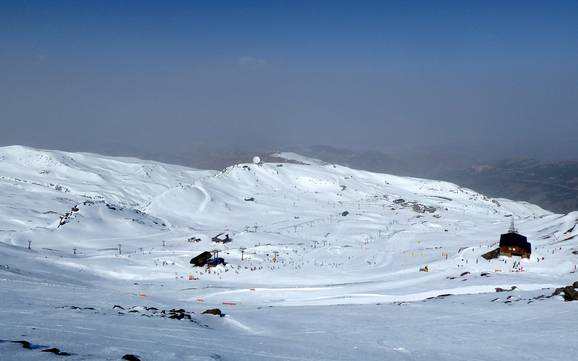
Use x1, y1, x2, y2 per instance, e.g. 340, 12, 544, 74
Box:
1, 145, 577, 360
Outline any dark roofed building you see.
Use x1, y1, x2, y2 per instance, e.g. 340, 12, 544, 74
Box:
190, 251, 213, 267
212, 233, 232, 244
499, 219, 531, 258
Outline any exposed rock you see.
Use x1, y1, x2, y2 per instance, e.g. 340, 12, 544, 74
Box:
412, 204, 425, 213
425, 293, 452, 300
202, 308, 224, 317
527, 294, 552, 304
553, 285, 578, 301
168, 308, 191, 320
495, 286, 517, 293
13, 340, 31, 349
42, 347, 71, 356
109, 305, 206, 325
122, 354, 141, 361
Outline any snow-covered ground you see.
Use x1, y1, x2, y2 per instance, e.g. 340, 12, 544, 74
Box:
1, 145, 577, 360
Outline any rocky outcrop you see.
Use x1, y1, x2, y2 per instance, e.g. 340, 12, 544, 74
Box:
42, 347, 71, 356
495, 286, 517, 292
202, 308, 224, 317
122, 355, 141, 361
553, 284, 578, 301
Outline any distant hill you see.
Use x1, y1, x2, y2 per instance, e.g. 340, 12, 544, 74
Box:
445, 159, 578, 214
288, 146, 578, 214
32, 143, 577, 214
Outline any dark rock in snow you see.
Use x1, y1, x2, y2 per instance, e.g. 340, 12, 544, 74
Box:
495, 286, 517, 293
13, 340, 32, 349
573, 281, 578, 289
425, 293, 452, 300
42, 347, 71, 356
341, 211, 349, 216
122, 354, 141, 361
553, 285, 578, 301
202, 308, 224, 317
167, 308, 192, 320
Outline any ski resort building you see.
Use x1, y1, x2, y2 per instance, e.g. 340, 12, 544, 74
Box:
212, 233, 232, 244
190, 251, 213, 267
498, 220, 531, 258
481, 219, 532, 260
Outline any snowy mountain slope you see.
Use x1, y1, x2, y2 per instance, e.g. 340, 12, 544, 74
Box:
1, 145, 577, 360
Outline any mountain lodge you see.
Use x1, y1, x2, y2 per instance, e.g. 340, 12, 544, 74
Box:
190, 251, 213, 267
499, 219, 531, 258
481, 219, 532, 260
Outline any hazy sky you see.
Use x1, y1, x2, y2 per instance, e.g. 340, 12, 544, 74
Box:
1, 1, 578, 160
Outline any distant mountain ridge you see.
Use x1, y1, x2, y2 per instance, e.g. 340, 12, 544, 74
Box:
284, 146, 578, 214
446, 158, 578, 214
4, 143, 575, 213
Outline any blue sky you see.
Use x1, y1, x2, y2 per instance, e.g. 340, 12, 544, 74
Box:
4, 1, 577, 69
1, 1, 578, 158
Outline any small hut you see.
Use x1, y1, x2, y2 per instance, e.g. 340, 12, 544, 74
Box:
499, 219, 531, 258
212, 233, 232, 244
190, 251, 213, 267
